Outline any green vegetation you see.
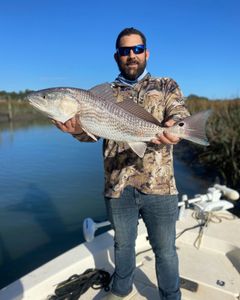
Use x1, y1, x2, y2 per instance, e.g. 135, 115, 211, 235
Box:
0, 91, 239, 190
177, 95, 240, 191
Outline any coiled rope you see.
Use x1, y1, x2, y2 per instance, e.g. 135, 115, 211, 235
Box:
176, 211, 235, 249
47, 268, 111, 300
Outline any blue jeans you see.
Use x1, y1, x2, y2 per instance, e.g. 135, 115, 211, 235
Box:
105, 186, 181, 300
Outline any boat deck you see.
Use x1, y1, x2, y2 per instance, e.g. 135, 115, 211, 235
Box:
89, 245, 240, 300
87, 210, 240, 300
0, 210, 239, 300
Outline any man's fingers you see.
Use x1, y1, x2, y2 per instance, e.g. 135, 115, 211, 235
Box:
51, 117, 83, 135
153, 118, 180, 144
151, 132, 180, 145
158, 133, 177, 144
164, 119, 176, 127
151, 138, 162, 145
63, 119, 73, 131
163, 131, 180, 143
51, 119, 71, 132
52, 120, 62, 129
57, 122, 69, 132
70, 117, 76, 128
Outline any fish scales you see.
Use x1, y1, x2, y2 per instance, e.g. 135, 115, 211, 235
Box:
77, 95, 160, 142
72, 89, 158, 141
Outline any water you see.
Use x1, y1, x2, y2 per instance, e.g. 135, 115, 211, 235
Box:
0, 122, 209, 289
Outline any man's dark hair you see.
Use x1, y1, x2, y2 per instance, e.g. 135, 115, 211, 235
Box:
115, 27, 147, 49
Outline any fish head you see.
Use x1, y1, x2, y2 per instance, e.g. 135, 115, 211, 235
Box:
26, 87, 78, 104
26, 88, 80, 123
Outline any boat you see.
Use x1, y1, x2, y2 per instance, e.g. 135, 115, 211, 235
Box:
0, 184, 239, 300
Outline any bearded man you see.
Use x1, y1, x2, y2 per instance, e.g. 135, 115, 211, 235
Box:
55, 28, 189, 300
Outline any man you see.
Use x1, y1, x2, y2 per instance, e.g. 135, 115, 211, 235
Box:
55, 28, 189, 300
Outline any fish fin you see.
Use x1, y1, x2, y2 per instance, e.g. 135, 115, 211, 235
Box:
81, 127, 98, 141
174, 110, 212, 146
116, 100, 161, 126
89, 84, 161, 126
128, 142, 147, 158
89, 83, 115, 102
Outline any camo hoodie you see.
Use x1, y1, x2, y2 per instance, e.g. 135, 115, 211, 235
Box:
103, 73, 190, 198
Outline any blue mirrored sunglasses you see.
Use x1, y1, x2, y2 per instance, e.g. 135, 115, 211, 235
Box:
117, 44, 145, 56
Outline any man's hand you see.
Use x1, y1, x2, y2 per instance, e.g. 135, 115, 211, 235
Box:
151, 119, 180, 145
52, 116, 83, 134
52, 116, 98, 142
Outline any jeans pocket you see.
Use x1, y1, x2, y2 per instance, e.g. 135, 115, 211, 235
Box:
153, 194, 178, 212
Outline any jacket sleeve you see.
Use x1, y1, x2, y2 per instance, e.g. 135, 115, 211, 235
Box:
72, 132, 100, 142
163, 78, 190, 121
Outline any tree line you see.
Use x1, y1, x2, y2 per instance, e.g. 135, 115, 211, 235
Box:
0, 89, 32, 100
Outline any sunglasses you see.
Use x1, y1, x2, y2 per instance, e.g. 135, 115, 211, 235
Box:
117, 44, 146, 56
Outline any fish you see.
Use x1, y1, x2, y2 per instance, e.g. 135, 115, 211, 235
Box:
26, 83, 211, 157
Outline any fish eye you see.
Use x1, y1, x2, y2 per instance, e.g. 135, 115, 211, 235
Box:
178, 122, 184, 127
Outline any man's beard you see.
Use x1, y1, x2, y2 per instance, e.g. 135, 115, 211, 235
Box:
117, 57, 147, 81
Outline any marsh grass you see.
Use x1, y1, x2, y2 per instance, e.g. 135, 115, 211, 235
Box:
181, 96, 240, 190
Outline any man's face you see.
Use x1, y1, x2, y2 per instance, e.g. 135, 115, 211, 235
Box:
114, 34, 149, 80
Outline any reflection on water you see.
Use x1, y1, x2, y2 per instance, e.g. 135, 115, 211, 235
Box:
0, 121, 209, 289
0, 121, 106, 288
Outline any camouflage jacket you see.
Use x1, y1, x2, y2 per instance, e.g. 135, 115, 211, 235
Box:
103, 73, 190, 198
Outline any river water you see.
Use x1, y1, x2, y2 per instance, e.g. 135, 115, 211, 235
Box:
0, 121, 209, 289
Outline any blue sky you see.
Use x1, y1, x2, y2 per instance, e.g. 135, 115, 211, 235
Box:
0, 0, 239, 99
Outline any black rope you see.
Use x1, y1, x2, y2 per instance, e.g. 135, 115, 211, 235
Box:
47, 268, 112, 300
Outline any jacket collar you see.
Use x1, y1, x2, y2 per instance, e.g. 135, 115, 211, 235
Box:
113, 70, 151, 87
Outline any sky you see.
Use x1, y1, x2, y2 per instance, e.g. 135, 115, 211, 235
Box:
0, 0, 239, 99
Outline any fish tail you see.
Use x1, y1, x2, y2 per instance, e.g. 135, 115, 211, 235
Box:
178, 110, 212, 146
